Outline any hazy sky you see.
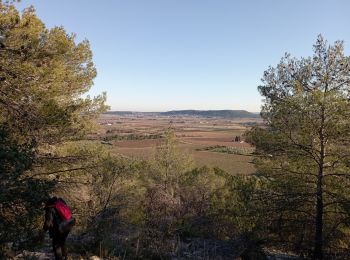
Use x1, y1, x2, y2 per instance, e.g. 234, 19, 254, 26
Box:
16, 0, 350, 112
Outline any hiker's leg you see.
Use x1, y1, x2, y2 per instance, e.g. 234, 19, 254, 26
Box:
61, 241, 67, 260
61, 232, 69, 260
52, 231, 69, 260
52, 238, 63, 260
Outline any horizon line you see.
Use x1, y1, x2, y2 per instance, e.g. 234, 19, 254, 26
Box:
106, 109, 261, 113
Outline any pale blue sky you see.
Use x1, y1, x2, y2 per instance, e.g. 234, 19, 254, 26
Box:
17, 1, 350, 112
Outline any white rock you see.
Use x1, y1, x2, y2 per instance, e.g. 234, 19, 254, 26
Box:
89, 256, 102, 260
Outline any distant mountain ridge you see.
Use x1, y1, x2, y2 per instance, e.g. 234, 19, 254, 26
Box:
105, 110, 260, 118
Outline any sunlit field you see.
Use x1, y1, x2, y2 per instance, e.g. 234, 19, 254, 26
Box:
96, 114, 260, 174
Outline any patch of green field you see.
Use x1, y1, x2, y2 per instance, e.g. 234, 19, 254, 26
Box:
196, 145, 255, 155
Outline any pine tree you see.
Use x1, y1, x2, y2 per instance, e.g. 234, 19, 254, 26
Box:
0, 2, 107, 247
250, 35, 350, 258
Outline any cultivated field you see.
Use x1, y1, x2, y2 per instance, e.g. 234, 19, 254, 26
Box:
96, 114, 262, 175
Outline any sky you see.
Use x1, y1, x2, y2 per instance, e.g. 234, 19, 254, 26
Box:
16, 0, 350, 112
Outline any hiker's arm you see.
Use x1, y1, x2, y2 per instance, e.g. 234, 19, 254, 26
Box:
43, 209, 53, 231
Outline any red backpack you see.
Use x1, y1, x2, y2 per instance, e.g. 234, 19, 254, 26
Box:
54, 199, 72, 221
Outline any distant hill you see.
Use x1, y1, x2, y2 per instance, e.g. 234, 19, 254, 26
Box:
105, 110, 260, 118
161, 110, 259, 118
105, 111, 134, 115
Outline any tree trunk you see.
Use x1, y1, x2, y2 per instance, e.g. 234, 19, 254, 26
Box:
314, 170, 323, 259
314, 105, 326, 259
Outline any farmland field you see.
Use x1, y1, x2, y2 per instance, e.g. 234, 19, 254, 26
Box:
96, 114, 262, 175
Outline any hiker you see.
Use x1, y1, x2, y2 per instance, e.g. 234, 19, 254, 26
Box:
43, 197, 75, 260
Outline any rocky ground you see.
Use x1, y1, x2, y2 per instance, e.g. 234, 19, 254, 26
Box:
9, 231, 301, 259
13, 251, 101, 260
11, 247, 300, 260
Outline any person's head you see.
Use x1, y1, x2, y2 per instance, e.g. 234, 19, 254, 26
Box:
43, 197, 58, 230
45, 197, 58, 208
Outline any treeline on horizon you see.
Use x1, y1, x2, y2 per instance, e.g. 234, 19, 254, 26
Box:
0, 1, 349, 259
